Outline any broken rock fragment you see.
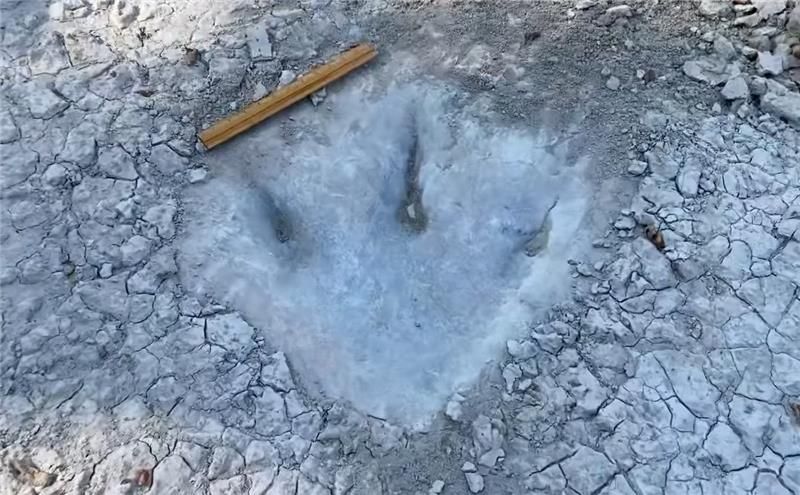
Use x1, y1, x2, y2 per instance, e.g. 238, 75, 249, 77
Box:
682, 57, 740, 86
721, 75, 749, 99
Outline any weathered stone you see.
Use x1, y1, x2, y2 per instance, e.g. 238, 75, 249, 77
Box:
560, 446, 616, 494
261, 351, 295, 392
465, 472, 484, 493
655, 351, 720, 418
208, 446, 244, 480
24, 82, 70, 119
28, 32, 71, 75
676, 163, 701, 197
149, 144, 188, 175
143, 201, 177, 239
632, 238, 676, 289
120, 235, 151, 266
0, 143, 36, 188
59, 123, 97, 167
683, 58, 740, 86
737, 275, 795, 326
699, 0, 733, 17
758, 51, 784, 76
0, 109, 20, 143
752, 0, 787, 18
788, 5, 800, 33
110, 0, 140, 29
721, 76, 749, 100
98, 146, 138, 180
151, 455, 194, 494
556, 364, 606, 417
761, 83, 800, 127
246, 25, 273, 60
772, 241, 800, 285
704, 423, 749, 471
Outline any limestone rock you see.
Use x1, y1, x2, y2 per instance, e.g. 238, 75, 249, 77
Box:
758, 51, 784, 76
560, 446, 616, 494
699, 0, 733, 17
721, 76, 749, 100
761, 83, 800, 126
683, 57, 740, 86
465, 472, 484, 493
121, 235, 152, 266
98, 146, 138, 180
704, 423, 749, 471
788, 6, 800, 34
24, 82, 69, 119
752, 0, 787, 18
0, 109, 19, 143
246, 25, 273, 60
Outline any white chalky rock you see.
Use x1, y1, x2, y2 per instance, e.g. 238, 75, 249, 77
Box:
737, 275, 795, 326
752, 0, 787, 18
713, 35, 737, 60
126, 249, 178, 294
120, 235, 152, 266
210, 476, 247, 495
60, 124, 97, 167
99, 263, 113, 278
789, 5, 800, 32
644, 150, 679, 179
757, 51, 784, 76
28, 32, 71, 75
682, 57, 740, 85
0, 109, 19, 143
252, 83, 269, 101
429, 479, 445, 494
110, 0, 140, 28
699, 0, 733, 17
560, 446, 616, 494
632, 238, 676, 289
24, 82, 69, 119
676, 163, 701, 197
772, 241, 800, 285
98, 146, 138, 180
143, 202, 177, 239
502, 363, 521, 393
279, 70, 296, 87
260, 351, 294, 392
655, 351, 720, 418
246, 25, 273, 60
43, 163, 68, 186
464, 472, 484, 493
704, 423, 749, 471
718, 240, 752, 285
761, 82, 800, 127
772, 354, 800, 395
556, 364, 607, 417
49, 1, 65, 20
188, 168, 209, 183
721, 76, 749, 100
472, 415, 503, 456
478, 448, 505, 468
596, 4, 632, 26
244, 440, 279, 473
208, 446, 245, 479
445, 394, 465, 421
151, 456, 194, 493
149, 144, 188, 175
606, 76, 621, 90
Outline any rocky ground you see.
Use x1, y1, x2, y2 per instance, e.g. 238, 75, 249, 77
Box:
1, 0, 800, 494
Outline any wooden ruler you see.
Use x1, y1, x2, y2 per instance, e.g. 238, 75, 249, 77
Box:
198, 43, 378, 150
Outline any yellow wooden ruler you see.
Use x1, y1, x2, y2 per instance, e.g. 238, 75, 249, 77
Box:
198, 43, 378, 150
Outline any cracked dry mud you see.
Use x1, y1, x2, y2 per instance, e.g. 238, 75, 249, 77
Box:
1, 0, 799, 494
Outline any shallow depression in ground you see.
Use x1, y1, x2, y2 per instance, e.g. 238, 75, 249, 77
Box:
180, 81, 591, 425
